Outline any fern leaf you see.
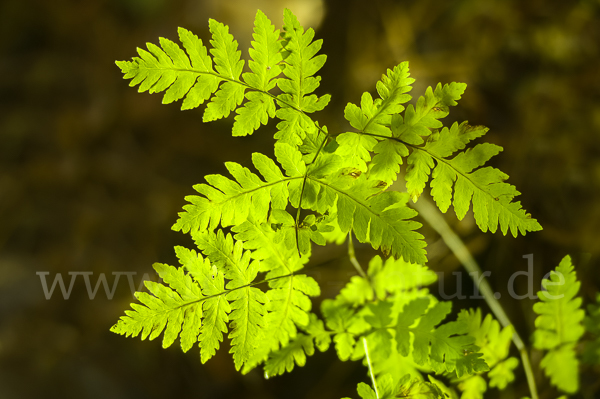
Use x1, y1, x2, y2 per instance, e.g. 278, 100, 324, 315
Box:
232, 92, 276, 136
369, 255, 437, 300
583, 294, 600, 364
116, 28, 220, 110
111, 247, 231, 361
263, 267, 321, 348
335, 133, 379, 173
345, 63, 414, 135
457, 375, 486, 399
274, 107, 315, 147
487, 357, 519, 390
172, 148, 293, 233
273, 9, 330, 146
262, 313, 330, 377
351, 374, 444, 399
338, 63, 413, 178
457, 308, 517, 390
174, 246, 230, 361
232, 10, 282, 136
245, 10, 283, 92
395, 297, 488, 377
397, 82, 466, 144
191, 230, 267, 369
369, 131, 410, 184
322, 299, 363, 361
203, 19, 246, 122
458, 308, 515, 367
193, 226, 321, 367
532, 255, 584, 394
192, 229, 259, 288
263, 334, 314, 377
407, 121, 542, 236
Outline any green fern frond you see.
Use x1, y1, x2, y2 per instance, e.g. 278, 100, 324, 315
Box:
408, 121, 542, 236
116, 9, 331, 141
110, 247, 229, 361
202, 18, 246, 122
457, 375, 486, 399
395, 297, 489, 377
398, 82, 467, 144
583, 294, 600, 364
272, 9, 330, 147
532, 255, 584, 394
336, 63, 413, 176
185, 235, 268, 370
192, 228, 321, 357
458, 308, 516, 370
455, 309, 518, 395
262, 313, 331, 377
116, 27, 219, 110
173, 143, 426, 263
347, 373, 444, 399
172, 148, 293, 233
278, 9, 330, 113
232, 10, 282, 136
368, 255, 438, 300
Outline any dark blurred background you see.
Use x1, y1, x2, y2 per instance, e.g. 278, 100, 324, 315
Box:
1, 0, 599, 398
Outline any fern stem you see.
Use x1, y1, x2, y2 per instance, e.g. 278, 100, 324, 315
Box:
348, 233, 368, 279
362, 337, 380, 398
410, 196, 539, 399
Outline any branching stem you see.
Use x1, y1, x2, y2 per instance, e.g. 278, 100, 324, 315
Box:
410, 197, 538, 399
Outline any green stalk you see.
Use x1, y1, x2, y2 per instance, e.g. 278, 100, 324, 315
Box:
362, 337, 380, 398
410, 197, 538, 399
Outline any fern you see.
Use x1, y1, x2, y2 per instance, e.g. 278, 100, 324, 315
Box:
407, 121, 542, 236
532, 255, 584, 394
109, 9, 576, 399
583, 294, 600, 365
344, 373, 445, 399
453, 309, 518, 397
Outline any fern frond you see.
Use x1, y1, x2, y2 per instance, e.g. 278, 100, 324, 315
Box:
337, 63, 413, 176
407, 121, 542, 236
202, 19, 246, 122
348, 373, 445, 399
455, 309, 518, 394
192, 227, 321, 365
395, 297, 489, 377
458, 308, 516, 369
232, 10, 282, 136
263, 266, 321, 348
583, 294, 600, 364
321, 298, 368, 361
263, 313, 331, 377
116, 27, 220, 110
532, 255, 584, 394
369, 255, 437, 300
398, 82, 466, 144
173, 143, 426, 263
274, 9, 330, 147
190, 234, 267, 369
110, 247, 229, 361
457, 375, 486, 399
172, 146, 294, 233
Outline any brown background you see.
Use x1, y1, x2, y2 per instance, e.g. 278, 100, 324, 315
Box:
1, 0, 599, 398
